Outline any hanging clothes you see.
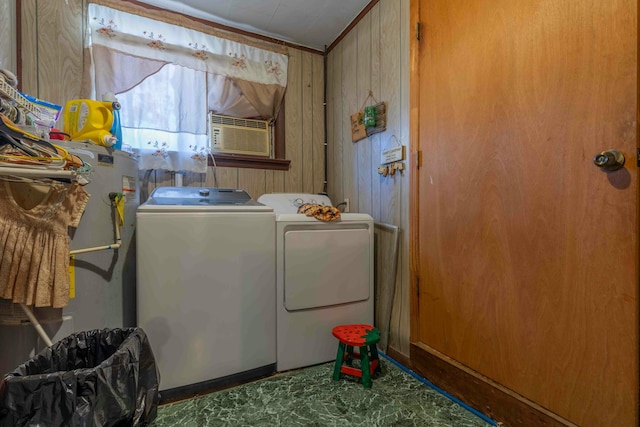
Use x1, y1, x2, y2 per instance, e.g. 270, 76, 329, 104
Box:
0, 180, 89, 308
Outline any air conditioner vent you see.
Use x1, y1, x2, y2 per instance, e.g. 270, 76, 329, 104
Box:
210, 115, 268, 130
209, 113, 271, 157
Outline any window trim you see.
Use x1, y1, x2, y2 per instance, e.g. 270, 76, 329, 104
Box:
209, 154, 290, 170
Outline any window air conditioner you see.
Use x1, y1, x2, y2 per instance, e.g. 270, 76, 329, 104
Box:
209, 113, 271, 157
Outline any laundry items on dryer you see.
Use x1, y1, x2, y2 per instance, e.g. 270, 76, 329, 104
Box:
137, 187, 276, 400
257, 193, 374, 372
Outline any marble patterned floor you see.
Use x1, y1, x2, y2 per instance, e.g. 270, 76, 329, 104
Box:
152, 357, 493, 427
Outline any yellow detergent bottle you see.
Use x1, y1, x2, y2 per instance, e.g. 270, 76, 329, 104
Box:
63, 99, 117, 146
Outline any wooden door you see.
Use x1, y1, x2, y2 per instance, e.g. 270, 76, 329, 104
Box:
411, 0, 638, 425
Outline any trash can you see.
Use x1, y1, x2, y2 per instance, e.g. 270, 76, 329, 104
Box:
0, 328, 160, 427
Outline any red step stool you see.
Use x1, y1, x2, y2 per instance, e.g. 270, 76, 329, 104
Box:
332, 324, 381, 388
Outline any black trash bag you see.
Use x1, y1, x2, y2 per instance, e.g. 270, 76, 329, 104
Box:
0, 327, 160, 427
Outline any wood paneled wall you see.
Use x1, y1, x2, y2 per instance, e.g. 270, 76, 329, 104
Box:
19, 0, 325, 201
326, 0, 411, 356
21, 0, 84, 101
19, 0, 411, 357
0, 0, 16, 73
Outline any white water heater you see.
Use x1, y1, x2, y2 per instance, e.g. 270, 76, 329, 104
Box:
0, 141, 139, 375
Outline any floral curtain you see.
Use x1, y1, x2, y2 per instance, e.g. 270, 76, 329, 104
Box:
84, 3, 288, 172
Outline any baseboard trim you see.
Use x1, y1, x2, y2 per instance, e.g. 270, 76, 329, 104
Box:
385, 346, 410, 367
159, 363, 276, 405
410, 343, 577, 427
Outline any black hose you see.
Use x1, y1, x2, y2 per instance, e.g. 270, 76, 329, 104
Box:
140, 169, 154, 204
320, 45, 328, 195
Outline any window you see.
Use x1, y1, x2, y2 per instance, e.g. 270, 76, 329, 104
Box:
84, 3, 288, 172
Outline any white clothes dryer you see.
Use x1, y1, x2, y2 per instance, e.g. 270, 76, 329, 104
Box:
137, 187, 276, 399
257, 193, 374, 372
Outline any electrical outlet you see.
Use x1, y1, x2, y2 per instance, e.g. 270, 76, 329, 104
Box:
344, 198, 350, 213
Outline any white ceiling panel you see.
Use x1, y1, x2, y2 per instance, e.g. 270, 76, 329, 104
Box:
135, 0, 371, 50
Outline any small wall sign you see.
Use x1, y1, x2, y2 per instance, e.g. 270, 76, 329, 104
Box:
381, 146, 405, 164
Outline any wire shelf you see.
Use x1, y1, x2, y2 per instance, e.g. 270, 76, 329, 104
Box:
0, 79, 43, 120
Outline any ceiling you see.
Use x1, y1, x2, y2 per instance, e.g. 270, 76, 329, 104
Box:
136, 0, 372, 51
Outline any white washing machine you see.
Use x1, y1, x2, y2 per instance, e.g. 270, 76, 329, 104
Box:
137, 187, 276, 397
257, 193, 374, 372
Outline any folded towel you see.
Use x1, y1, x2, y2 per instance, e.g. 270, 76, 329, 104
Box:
297, 203, 341, 222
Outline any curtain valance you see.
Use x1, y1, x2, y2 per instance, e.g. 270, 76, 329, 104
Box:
86, 3, 288, 119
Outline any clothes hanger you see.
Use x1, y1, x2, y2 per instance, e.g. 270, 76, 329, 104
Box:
0, 129, 41, 157
0, 112, 87, 179
0, 114, 71, 170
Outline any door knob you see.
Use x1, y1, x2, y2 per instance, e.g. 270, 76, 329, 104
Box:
593, 150, 625, 171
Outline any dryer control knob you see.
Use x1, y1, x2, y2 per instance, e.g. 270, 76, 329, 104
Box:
199, 189, 210, 197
